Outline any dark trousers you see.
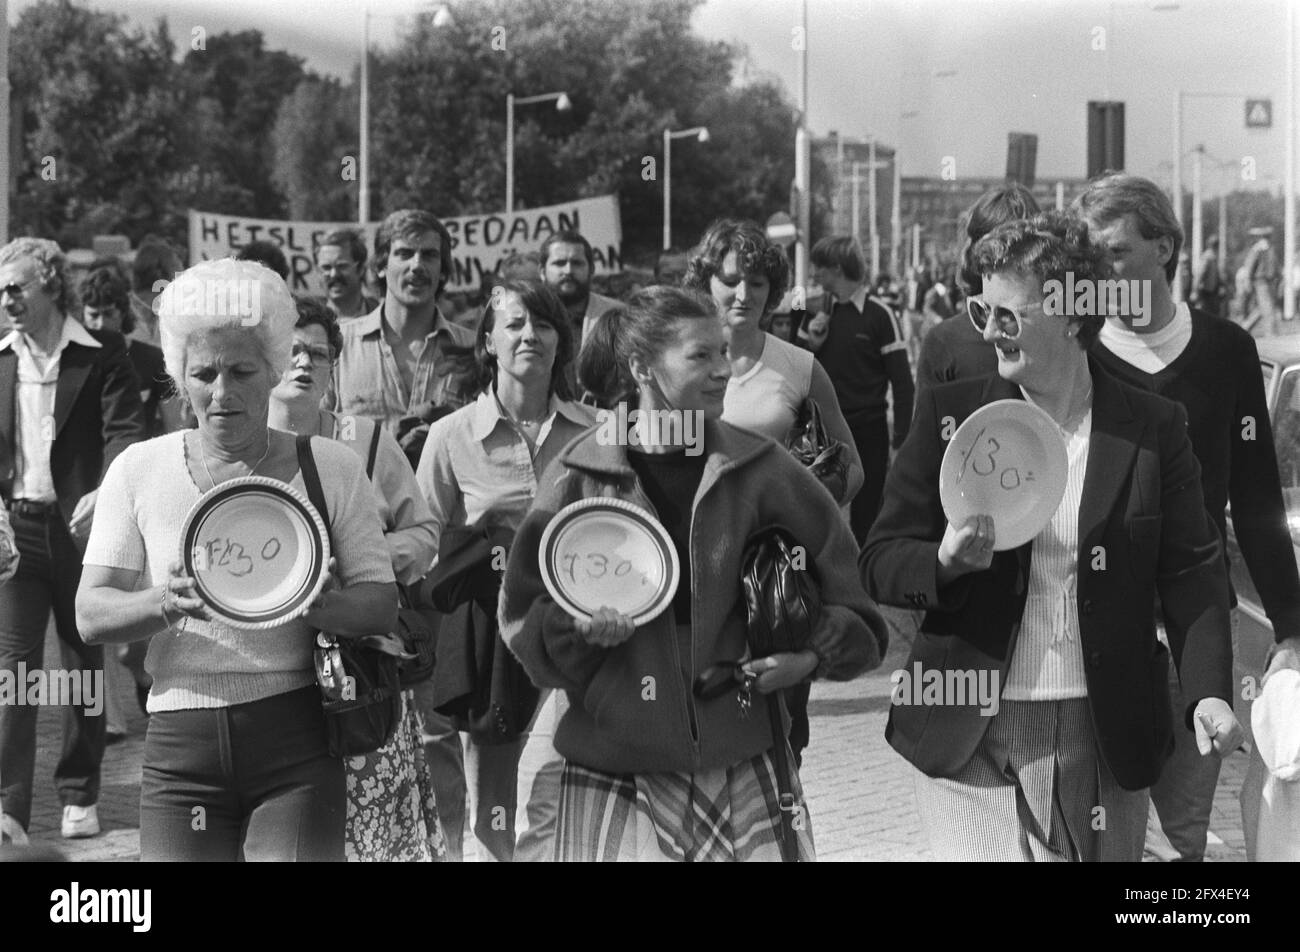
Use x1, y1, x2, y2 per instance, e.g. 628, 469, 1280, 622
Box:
848, 416, 891, 546
139, 686, 345, 861
0, 507, 104, 829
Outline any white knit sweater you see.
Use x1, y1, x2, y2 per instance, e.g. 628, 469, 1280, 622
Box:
84, 431, 394, 711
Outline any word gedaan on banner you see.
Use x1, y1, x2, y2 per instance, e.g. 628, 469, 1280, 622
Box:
188, 195, 623, 296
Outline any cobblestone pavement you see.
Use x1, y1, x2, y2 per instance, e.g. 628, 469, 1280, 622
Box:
23, 608, 1248, 862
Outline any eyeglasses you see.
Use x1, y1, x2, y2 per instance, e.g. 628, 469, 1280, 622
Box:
966, 297, 1039, 340
290, 342, 333, 366
0, 279, 40, 301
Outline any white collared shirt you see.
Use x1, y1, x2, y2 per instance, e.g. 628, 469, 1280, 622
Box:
413, 389, 596, 566
0, 317, 101, 502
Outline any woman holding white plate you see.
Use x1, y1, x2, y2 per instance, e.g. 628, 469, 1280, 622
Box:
76, 259, 396, 862
860, 211, 1242, 861
499, 285, 887, 861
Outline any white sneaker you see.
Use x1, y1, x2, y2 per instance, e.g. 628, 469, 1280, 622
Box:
1, 812, 30, 846
61, 804, 100, 839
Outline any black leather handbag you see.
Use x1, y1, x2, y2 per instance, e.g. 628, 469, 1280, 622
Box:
298, 435, 402, 758
741, 527, 822, 658
739, 526, 822, 863
786, 399, 850, 504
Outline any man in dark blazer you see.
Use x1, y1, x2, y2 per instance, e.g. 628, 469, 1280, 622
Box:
0, 238, 145, 846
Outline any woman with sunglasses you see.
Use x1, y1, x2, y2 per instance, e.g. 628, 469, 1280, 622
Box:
861, 211, 1242, 861
268, 295, 443, 862
499, 285, 888, 861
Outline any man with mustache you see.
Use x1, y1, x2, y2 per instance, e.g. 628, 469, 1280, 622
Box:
316, 229, 378, 321
538, 230, 620, 346
327, 209, 477, 449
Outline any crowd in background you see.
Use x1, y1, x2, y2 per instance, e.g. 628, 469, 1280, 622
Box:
0, 169, 1296, 861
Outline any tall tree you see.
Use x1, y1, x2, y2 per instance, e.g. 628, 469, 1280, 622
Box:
9, 0, 192, 247
270, 77, 358, 220
180, 30, 307, 218
366, 0, 806, 258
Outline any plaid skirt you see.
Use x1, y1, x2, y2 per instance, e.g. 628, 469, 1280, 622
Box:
555, 749, 816, 862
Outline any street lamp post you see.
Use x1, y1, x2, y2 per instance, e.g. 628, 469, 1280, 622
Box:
1173, 88, 1267, 304
359, 3, 455, 225
794, 0, 809, 294
662, 126, 710, 250
359, 9, 370, 225
0, 0, 9, 243
506, 90, 571, 215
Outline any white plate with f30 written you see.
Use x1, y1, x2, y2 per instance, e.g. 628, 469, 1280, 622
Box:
180, 476, 330, 629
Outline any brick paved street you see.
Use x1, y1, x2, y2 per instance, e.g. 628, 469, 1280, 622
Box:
19, 606, 1250, 862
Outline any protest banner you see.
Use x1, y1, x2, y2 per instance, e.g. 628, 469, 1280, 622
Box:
187, 196, 622, 293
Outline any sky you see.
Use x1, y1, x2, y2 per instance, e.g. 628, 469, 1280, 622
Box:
9, 0, 1292, 196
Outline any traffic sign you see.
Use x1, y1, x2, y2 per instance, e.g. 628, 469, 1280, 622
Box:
1246, 99, 1272, 129
766, 211, 797, 248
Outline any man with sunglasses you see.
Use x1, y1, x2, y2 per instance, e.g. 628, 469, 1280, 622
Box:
0, 238, 145, 847
1075, 173, 1300, 862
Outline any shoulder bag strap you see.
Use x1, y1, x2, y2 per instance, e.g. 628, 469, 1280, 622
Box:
364, 421, 382, 481
296, 434, 333, 538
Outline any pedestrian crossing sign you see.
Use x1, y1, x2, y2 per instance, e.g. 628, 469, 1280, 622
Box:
1246, 99, 1272, 129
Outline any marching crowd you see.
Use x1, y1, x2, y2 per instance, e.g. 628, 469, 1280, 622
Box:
0, 169, 1297, 862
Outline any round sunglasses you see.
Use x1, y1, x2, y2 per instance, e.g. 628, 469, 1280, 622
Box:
966, 296, 1045, 340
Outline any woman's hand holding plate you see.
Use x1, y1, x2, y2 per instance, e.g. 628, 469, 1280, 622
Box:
574, 606, 637, 647
936, 514, 996, 587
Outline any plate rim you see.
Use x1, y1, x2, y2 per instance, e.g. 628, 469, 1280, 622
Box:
538, 497, 680, 626
939, 398, 1069, 551
179, 475, 331, 630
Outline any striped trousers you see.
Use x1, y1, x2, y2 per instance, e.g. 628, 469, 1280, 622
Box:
913, 698, 1148, 861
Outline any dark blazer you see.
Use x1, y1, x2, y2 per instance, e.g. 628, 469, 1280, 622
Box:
0, 325, 146, 526
860, 362, 1233, 791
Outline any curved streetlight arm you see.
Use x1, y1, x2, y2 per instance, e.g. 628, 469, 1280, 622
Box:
507, 90, 571, 214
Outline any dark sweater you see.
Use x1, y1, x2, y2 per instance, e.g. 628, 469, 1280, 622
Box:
914, 314, 997, 410
628, 448, 706, 624
1091, 309, 1300, 642
816, 294, 914, 446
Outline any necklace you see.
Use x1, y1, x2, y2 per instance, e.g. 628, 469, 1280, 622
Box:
197, 432, 273, 490
1057, 384, 1094, 435
498, 394, 547, 428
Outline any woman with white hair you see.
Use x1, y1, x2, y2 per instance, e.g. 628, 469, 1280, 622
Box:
75, 258, 397, 862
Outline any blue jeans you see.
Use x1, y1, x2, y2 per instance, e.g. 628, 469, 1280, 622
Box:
139, 686, 344, 861
0, 508, 103, 829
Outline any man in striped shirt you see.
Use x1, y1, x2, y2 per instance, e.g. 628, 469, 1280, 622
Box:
809, 237, 915, 545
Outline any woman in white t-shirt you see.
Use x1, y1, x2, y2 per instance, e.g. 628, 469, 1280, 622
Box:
684, 219, 863, 768
684, 219, 862, 502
